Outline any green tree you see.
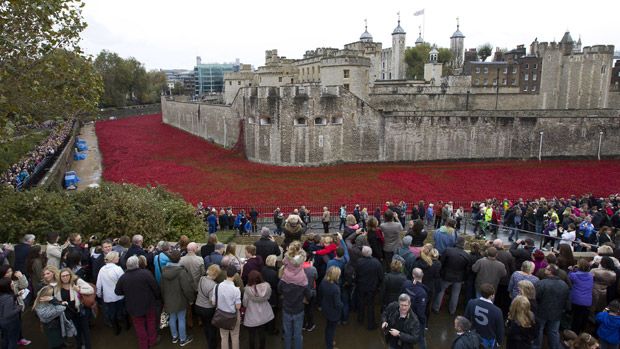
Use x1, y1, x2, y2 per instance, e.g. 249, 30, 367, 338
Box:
94, 51, 164, 107
0, 0, 102, 140
478, 43, 493, 62
405, 44, 454, 79
171, 82, 184, 96
405, 43, 431, 80
0, 183, 204, 244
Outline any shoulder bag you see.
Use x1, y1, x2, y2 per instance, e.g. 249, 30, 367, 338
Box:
211, 284, 237, 330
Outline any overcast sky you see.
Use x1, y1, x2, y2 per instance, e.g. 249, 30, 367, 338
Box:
80, 0, 619, 71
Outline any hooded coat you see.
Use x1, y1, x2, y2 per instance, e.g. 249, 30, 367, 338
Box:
242, 282, 274, 327
160, 263, 195, 313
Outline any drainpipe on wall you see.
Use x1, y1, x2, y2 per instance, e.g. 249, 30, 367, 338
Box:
598, 130, 604, 160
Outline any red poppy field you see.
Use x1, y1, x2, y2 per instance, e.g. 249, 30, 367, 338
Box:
96, 114, 620, 210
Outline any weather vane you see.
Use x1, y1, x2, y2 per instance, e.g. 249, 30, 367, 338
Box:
364, 18, 367, 30
397, 11, 401, 22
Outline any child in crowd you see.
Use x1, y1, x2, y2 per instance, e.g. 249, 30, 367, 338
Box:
280, 241, 308, 287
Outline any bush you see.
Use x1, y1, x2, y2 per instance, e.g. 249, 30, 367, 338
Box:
0, 183, 204, 244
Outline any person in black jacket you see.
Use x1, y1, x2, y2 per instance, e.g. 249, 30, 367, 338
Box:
381, 259, 407, 310
320, 267, 344, 349
401, 268, 429, 349
0, 278, 21, 348
254, 228, 281, 263
115, 255, 160, 349
381, 293, 421, 349
533, 264, 570, 349
510, 239, 535, 271
435, 237, 471, 315
355, 246, 384, 330
464, 283, 504, 349
278, 274, 311, 349
261, 255, 280, 335
452, 316, 482, 349
13, 234, 34, 274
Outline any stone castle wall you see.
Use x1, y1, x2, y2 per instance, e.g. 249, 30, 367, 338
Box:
162, 92, 620, 166
162, 99, 241, 148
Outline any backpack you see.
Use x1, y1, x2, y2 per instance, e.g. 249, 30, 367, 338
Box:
376, 228, 385, 245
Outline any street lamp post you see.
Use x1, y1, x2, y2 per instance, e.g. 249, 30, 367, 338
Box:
538, 131, 544, 161
598, 130, 604, 160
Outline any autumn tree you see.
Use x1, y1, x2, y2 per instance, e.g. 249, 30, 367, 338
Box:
0, 0, 102, 139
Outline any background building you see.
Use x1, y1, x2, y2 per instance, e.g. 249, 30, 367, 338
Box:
194, 56, 238, 97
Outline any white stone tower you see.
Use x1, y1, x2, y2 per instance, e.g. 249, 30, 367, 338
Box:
450, 17, 465, 69
391, 13, 406, 80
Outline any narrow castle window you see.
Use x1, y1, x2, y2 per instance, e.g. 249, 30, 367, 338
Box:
294, 118, 307, 126
343, 84, 350, 90
314, 117, 327, 125
331, 116, 343, 124
344, 69, 350, 78
278, 77, 283, 82
259, 117, 272, 125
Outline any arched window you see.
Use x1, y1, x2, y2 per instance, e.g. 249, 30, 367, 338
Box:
294, 117, 307, 126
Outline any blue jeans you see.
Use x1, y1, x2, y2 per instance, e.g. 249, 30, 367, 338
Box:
282, 311, 303, 349
508, 224, 518, 241
208, 224, 217, 234
533, 318, 560, 349
169, 309, 187, 342
535, 221, 543, 235
419, 327, 427, 349
339, 218, 346, 231
433, 281, 463, 315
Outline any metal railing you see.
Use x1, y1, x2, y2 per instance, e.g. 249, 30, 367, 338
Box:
462, 219, 600, 250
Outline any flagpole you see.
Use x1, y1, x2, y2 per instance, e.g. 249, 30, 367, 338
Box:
423, 12, 425, 41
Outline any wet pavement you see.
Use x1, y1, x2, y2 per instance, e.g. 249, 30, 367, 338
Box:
21, 300, 461, 349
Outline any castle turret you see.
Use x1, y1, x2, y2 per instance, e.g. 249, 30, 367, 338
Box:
424, 45, 442, 84
391, 14, 406, 80
415, 26, 424, 46
450, 18, 465, 69
360, 19, 373, 43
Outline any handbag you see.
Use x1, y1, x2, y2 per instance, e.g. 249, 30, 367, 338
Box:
211, 284, 237, 330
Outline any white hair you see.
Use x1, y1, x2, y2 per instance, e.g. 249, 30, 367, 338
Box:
126, 256, 139, 270
132, 235, 143, 244
361, 246, 372, 257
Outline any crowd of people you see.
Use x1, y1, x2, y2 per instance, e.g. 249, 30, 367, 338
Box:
0, 194, 618, 348
0, 119, 74, 189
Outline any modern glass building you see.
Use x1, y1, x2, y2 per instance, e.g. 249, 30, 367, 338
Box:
194, 63, 237, 96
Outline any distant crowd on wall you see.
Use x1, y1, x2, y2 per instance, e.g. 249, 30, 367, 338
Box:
197, 193, 620, 251
0, 193, 620, 349
0, 119, 74, 189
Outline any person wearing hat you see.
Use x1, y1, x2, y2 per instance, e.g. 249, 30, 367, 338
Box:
254, 227, 280, 264
282, 215, 304, 251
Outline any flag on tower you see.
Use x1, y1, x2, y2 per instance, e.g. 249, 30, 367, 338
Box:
414, 9, 425, 16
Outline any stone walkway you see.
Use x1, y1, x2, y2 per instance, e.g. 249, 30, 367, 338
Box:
69, 122, 102, 190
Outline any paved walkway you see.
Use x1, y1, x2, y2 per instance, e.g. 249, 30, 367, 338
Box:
69, 122, 102, 189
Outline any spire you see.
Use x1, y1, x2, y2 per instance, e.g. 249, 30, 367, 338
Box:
392, 12, 406, 35
450, 17, 465, 38
360, 18, 373, 42
415, 25, 424, 45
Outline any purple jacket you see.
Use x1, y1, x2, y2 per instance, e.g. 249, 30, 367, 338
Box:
569, 271, 594, 306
